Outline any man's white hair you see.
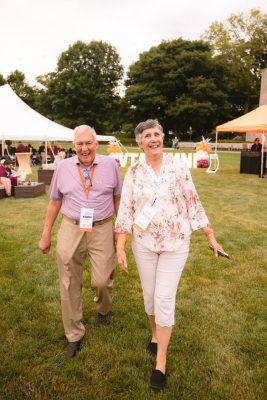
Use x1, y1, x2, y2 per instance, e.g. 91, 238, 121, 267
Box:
73, 125, 97, 142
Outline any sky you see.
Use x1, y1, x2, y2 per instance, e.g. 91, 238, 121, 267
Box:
1, 0, 267, 85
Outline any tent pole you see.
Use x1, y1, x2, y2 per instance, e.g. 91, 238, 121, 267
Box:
260, 131, 265, 178
116, 139, 129, 153
48, 141, 55, 159
45, 141, 48, 164
215, 131, 218, 154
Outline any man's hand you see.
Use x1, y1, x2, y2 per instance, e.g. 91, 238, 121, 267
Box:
38, 234, 51, 254
114, 232, 119, 247
38, 199, 62, 254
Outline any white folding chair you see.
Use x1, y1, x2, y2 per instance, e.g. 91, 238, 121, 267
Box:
206, 153, 219, 173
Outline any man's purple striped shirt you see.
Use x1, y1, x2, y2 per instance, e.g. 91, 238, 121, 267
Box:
49, 154, 122, 221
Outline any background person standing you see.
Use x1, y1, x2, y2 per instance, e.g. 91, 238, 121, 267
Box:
251, 138, 262, 152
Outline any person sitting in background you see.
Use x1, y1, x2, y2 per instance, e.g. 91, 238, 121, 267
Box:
51, 142, 59, 156
53, 150, 66, 168
0, 159, 18, 184
38, 142, 46, 164
16, 142, 27, 152
0, 159, 21, 196
0, 160, 12, 196
65, 147, 75, 158
26, 144, 33, 153
251, 138, 262, 152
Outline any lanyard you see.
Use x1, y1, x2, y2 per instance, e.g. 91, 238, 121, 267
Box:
77, 164, 96, 199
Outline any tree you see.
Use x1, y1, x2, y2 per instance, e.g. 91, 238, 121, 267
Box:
6, 70, 35, 106
0, 73, 6, 86
125, 38, 230, 136
37, 41, 124, 132
202, 8, 267, 115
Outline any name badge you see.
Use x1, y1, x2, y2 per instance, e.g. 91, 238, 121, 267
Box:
133, 204, 156, 234
80, 207, 94, 232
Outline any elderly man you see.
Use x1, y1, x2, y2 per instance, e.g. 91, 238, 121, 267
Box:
38, 125, 122, 357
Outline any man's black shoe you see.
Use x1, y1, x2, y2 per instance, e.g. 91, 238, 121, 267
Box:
97, 312, 111, 326
150, 369, 167, 391
65, 339, 82, 358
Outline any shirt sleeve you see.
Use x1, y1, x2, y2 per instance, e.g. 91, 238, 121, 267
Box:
179, 162, 209, 231
112, 160, 122, 197
115, 168, 135, 234
48, 166, 63, 200
0, 166, 6, 178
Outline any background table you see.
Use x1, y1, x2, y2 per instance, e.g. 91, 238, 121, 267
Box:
15, 152, 32, 175
14, 182, 45, 198
38, 168, 54, 185
240, 151, 266, 175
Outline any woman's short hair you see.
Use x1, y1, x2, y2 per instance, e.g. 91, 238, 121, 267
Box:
134, 119, 164, 145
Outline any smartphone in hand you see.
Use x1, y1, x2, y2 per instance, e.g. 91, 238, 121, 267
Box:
209, 245, 230, 259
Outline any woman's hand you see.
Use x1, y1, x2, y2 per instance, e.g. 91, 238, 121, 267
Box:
208, 237, 224, 257
203, 225, 224, 257
116, 248, 128, 274
114, 232, 119, 248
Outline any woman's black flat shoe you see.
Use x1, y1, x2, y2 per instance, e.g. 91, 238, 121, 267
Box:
147, 341, 157, 355
150, 369, 167, 390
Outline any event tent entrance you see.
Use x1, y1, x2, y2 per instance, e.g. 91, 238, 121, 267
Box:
216, 105, 267, 177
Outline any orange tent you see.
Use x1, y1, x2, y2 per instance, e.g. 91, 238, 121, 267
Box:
216, 104, 267, 132
216, 104, 267, 177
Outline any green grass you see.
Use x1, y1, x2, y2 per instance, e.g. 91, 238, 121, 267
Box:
0, 152, 266, 400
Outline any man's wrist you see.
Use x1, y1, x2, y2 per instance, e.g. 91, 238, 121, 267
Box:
42, 230, 51, 237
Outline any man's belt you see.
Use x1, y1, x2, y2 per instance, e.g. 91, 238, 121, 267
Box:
63, 214, 113, 227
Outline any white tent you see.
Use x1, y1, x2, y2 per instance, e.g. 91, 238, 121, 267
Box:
0, 84, 117, 143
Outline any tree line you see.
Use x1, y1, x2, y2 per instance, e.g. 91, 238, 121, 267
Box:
1, 9, 266, 141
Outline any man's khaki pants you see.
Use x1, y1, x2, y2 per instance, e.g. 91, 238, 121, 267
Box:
56, 217, 115, 342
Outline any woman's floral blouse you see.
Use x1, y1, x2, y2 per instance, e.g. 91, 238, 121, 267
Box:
115, 155, 209, 252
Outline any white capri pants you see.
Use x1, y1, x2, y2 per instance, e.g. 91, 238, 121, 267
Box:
132, 237, 190, 327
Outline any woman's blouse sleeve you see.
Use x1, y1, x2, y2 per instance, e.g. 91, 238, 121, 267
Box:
115, 168, 135, 234
179, 162, 209, 231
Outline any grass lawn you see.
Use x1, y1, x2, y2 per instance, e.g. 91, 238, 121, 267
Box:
0, 151, 266, 400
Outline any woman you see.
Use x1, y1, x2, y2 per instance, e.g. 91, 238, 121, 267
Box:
115, 119, 225, 391
0, 159, 19, 195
